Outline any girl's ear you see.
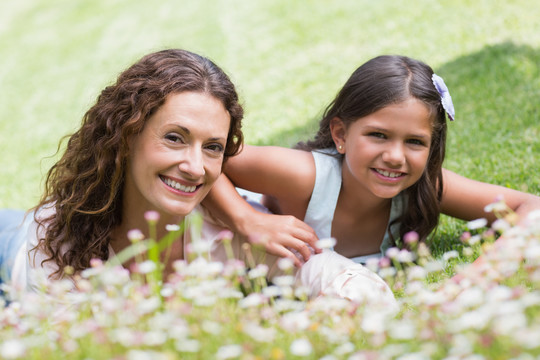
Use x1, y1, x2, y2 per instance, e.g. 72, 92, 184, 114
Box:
330, 117, 346, 154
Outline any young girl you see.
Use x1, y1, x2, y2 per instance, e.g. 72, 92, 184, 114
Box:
0, 48, 244, 291
204, 55, 540, 267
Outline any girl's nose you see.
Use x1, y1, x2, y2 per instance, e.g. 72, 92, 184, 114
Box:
382, 142, 405, 166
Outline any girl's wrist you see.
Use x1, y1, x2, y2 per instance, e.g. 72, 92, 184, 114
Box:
226, 202, 260, 236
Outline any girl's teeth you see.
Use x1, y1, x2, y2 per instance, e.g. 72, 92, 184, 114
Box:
163, 177, 196, 192
377, 169, 401, 178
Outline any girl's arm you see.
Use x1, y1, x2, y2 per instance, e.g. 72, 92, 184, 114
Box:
203, 145, 320, 266
440, 168, 540, 281
440, 168, 540, 224
223, 145, 316, 208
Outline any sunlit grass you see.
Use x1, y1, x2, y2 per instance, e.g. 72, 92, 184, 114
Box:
0, 0, 539, 251
1, 209, 539, 359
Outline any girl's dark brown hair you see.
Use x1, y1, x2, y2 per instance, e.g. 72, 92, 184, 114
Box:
297, 55, 448, 244
32, 49, 244, 278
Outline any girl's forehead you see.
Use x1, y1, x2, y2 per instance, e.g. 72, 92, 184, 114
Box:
358, 99, 433, 127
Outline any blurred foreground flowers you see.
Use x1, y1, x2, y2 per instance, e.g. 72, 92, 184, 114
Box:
1, 208, 540, 359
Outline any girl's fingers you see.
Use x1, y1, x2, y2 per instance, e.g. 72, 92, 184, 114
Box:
292, 226, 321, 253
280, 215, 320, 253
267, 243, 303, 268
275, 236, 315, 264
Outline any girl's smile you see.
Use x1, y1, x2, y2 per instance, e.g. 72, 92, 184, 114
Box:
372, 168, 406, 180
334, 98, 433, 200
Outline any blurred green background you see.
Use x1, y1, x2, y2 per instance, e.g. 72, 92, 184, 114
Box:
1, 0, 539, 249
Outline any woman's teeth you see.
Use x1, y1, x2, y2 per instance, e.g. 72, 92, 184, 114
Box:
163, 177, 197, 192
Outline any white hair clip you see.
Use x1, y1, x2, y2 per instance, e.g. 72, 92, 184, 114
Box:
432, 74, 455, 121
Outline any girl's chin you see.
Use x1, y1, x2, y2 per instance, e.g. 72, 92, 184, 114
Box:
371, 187, 403, 199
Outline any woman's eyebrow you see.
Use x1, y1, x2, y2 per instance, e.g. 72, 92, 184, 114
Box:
172, 124, 190, 134
172, 124, 226, 142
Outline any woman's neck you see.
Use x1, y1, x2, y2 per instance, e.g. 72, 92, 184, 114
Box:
111, 207, 184, 254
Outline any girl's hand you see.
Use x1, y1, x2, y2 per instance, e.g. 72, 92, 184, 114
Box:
202, 172, 320, 267
236, 209, 321, 268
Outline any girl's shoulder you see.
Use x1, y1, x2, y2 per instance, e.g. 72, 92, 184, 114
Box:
229, 145, 317, 193
311, 147, 342, 166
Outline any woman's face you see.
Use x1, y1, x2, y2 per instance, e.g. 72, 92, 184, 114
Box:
335, 98, 433, 200
124, 91, 230, 220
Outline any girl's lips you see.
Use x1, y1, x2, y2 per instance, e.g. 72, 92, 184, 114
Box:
372, 168, 405, 181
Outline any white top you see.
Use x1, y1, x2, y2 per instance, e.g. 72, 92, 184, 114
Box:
9, 204, 398, 310
10, 205, 112, 292
305, 149, 405, 262
10, 205, 227, 292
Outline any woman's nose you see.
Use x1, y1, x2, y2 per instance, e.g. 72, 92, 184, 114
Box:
177, 146, 205, 178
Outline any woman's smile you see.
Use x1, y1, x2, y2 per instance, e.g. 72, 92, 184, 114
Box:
159, 175, 201, 195
124, 91, 231, 218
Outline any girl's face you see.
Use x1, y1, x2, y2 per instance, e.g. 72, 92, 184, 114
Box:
124, 91, 230, 221
333, 98, 433, 200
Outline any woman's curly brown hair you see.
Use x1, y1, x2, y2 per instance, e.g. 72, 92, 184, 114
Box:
31, 49, 244, 278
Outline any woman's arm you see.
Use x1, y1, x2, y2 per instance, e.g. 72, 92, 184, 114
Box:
203, 145, 321, 266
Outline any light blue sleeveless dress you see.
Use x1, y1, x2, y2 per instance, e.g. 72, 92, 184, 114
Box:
304, 149, 405, 263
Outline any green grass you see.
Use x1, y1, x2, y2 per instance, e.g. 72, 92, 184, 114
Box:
1, 0, 539, 249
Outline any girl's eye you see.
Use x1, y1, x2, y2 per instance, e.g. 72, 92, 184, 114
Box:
407, 138, 427, 146
368, 132, 386, 139
165, 133, 185, 143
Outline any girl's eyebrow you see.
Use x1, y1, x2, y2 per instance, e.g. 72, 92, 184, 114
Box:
364, 125, 431, 139
408, 133, 430, 139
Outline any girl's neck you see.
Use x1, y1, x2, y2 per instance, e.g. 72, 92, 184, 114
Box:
340, 169, 391, 218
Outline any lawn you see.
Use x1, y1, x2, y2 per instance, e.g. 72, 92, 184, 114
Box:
2, 209, 540, 359
1, 0, 538, 211
1, 1, 540, 358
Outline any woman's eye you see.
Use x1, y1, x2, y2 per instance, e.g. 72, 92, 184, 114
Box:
206, 143, 225, 153
165, 133, 184, 143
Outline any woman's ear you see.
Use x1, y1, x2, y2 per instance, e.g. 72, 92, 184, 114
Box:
127, 135, 135, 152
330, 117, 346, 154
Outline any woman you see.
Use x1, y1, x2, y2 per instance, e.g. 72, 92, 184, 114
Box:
0, 48, 243, 291
1, 49, 398, 309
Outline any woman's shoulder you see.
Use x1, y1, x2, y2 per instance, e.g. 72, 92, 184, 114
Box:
27, 204, 56, 245
26, 205, 68, 290
9, 205, 59, 291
